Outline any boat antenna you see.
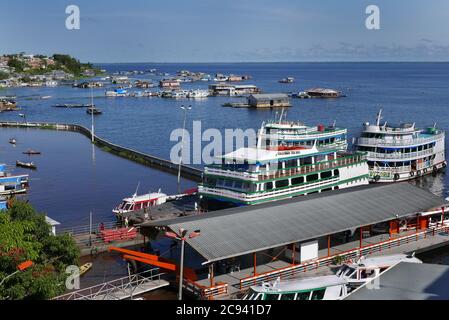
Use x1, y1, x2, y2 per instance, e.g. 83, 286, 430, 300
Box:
279, 108, 284, 123
332, 120, 336, 128
434, 122, 437, 128
376, 108, 383, 126
134, 181, 140, 197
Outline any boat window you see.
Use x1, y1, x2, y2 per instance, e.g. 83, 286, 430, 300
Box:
296, 291, 311, 300
311, 289, 325, 300
134, 203, 142, 210
264, 293, 280, 300
280, 293, 296, 300
124, 204, 132, 211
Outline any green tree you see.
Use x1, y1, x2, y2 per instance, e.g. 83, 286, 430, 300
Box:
0, 71, 9, 80
7, 57, 25, 72
0, 201, 80, 300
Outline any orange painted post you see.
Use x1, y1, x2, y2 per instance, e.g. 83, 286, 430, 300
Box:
327, 235, 331, 257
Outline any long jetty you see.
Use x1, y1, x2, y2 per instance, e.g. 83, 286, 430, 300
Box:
0, 121, 203, 181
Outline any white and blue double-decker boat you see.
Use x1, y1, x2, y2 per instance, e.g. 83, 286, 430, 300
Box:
0, 163, 29, 196
354, 110, 446, 182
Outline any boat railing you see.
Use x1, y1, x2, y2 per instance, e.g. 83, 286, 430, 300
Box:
206, 153, 365, 181
356, 133, 444, 146
366, 148, 434, 160
238, 224, 449, 291
57, 220, 122, 237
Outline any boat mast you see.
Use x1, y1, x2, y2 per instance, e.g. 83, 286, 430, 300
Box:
376, 108, 383, 126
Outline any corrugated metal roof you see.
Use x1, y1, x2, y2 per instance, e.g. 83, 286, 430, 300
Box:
346, 262, 449, 300
249, 93, 289, 100
143, 183, 448, 263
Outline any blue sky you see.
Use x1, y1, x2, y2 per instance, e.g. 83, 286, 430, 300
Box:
1, 0, 449, 62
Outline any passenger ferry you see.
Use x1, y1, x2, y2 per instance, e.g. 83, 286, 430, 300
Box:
0, 164, 29, 195
242, 275, 348, 300
354, 110, 446, 182
199, 115, 369, 207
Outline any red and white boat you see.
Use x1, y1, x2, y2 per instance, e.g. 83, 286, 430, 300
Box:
113, 190, 169, 216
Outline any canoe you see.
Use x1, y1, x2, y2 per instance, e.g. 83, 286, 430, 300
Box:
23, 149, 41, 155
79, 262, 93, 276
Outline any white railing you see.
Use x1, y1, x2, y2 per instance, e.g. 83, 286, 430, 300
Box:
356, 133, 444, 147
53, 268, 165, 300
199, 177, 340, 202
366, 148, 434, 160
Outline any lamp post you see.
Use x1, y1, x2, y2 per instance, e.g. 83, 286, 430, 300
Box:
177, 105, 191, 195
0, 260, 33, 287
165, 228, 200, 300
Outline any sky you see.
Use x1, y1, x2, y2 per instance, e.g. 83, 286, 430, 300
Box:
1, 0, 449, 63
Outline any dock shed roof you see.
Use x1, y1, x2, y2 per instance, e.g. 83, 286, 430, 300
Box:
142, 183, 448, 263
249, 93, 289, 100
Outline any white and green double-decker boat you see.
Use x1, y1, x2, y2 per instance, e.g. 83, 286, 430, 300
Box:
199, 118, 369, 207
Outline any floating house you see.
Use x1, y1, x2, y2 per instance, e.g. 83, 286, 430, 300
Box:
247, 93, 291, 108
159, 79, 180, 89
209, 84, 260, 96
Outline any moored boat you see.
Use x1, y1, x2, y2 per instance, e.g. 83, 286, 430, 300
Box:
79, 262, 93, 276
242, 275, 348, 300
86, 106, 102, 115
199, 114, 369, 207
16, 160, 37, 170
0, 164, 29, 195
113, 190, 169, 217
336, 253, 422, 287
9, 138, 16, 144
23, 149, 41, 155
354, 109, 447, 182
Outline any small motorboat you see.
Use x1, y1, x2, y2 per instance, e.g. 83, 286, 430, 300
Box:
9, 138, 16, 145
79, 262, 93, 276
16, 160, 37, 170
23, 149, 41, 155
86, 107, 102, 115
